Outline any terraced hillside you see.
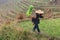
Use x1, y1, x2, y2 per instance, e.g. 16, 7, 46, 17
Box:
0, 0, 60, 25
0, 0, 48, 24
0, 0, 60, 40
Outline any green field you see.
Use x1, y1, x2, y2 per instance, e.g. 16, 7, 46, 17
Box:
17, 18, 60, 37
0, 18, 60, 40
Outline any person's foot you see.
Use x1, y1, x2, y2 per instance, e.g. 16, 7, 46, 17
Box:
36, 31, 40, 34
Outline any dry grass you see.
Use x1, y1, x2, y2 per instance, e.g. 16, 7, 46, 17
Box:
16, 13, 26, 20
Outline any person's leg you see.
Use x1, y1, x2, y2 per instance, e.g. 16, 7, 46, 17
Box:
36, 24, 40, 33
33, 24, 36, 32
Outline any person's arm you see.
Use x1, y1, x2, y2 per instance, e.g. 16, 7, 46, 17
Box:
40, 14, 44, 18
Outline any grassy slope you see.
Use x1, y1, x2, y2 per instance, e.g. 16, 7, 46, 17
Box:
17, 18, 60, 37
0, 18, 60, 40
0, 21, 50, 40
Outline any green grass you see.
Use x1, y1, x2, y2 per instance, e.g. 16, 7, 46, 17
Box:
0, 18, 60, 40
0, 23, 49, 40
17, 18, 60, 37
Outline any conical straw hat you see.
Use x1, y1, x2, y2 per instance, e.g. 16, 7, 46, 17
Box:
35, 10, 44, 14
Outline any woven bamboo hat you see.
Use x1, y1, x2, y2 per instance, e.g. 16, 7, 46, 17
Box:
35, 10, 44, 14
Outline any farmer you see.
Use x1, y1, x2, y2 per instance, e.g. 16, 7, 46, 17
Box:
32, 10, 44, 33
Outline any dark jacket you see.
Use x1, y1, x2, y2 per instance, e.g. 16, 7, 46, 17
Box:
32, 18, 39, 24
32, 13, 43, 24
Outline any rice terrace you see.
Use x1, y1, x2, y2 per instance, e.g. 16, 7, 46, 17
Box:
0, 0, 60, 40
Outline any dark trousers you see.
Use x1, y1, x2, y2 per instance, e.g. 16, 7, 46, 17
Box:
33, 24, 40, 32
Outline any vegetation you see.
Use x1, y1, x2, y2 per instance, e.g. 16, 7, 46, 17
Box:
0, 18, 60, 40
17, 18, 60, 37
0, 23, 50, 40
0, 0, 60, 40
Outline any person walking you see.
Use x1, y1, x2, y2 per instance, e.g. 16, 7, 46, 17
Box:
32, 10, 44, 33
